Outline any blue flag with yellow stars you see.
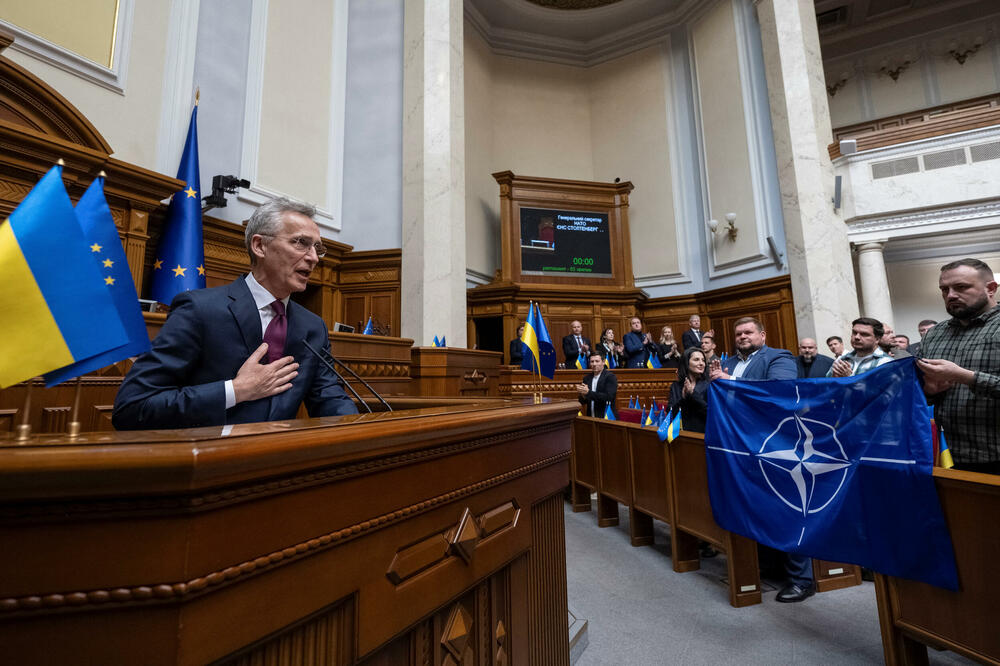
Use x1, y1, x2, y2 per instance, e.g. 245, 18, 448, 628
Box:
43, 177, 152, 386
705, 359, 957, 590
0, 165, 128, 388
151, 105, 205, 305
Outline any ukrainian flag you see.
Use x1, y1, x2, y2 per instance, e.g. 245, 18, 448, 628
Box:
0, 166, 128, 388
519, 302, 557, 379
658, 410, 682, 442
939, 432, 954, 469
646, 352, 662, 369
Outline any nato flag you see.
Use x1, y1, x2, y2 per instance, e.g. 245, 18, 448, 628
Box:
151, 106, 205, 305
705, 358, 957, 590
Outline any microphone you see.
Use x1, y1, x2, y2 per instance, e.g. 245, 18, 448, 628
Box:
302, 339, 372, 413
302, 339, 393, 413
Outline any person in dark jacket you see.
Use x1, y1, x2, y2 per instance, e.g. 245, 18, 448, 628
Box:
509, 324, 525, 365
656, 325, 682, 369
795, 337, 834, 378
577, 351, 618, 418
668, 347, 711, 433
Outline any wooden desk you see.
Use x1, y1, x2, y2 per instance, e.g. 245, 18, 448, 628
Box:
875, 468, 1000, 665
0, 399, 578, 665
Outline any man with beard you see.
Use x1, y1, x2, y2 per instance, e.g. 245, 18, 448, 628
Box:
918, 258, 1000, 474
710, 318, 807, 602
795, 337, 834, 378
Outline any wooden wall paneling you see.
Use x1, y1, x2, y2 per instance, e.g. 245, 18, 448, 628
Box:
527, 492, 571, 666
409, 348, 503, 397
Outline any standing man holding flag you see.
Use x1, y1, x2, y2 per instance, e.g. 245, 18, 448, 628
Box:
151, 100, 205, 306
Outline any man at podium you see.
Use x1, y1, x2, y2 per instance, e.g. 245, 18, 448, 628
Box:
113, 198, 357, 430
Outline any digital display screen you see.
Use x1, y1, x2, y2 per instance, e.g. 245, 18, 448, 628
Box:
519, 207, 612, 278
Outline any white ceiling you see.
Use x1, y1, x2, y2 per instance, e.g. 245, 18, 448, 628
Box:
464, 0, 698, 66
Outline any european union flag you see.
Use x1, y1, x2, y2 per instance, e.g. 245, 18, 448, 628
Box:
519, 302, 557, 379
646, 353, 662, 369
0, 166, 128, 387
441, 336, 446, 347
43, 177, 151, 386
705, 358, 957, 589
658, 409, 681, 442
151, 106, 205, 305
362, 316, 374, 335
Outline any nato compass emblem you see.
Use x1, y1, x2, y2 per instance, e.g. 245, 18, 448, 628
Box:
757, 414, 851, 518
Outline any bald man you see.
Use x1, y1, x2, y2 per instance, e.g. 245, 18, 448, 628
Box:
795, 337, 834, 378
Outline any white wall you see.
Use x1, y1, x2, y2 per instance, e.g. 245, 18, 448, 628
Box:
5, 0, 171, 171
887, 252, 1000, 340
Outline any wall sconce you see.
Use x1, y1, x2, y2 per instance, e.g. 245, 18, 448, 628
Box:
707, 213, 738, 241
878, 57, 913, 81
948, 37, 983, 65
826, 71, 851, 97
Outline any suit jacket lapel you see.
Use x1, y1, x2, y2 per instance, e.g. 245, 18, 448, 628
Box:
228, 278, 262, 354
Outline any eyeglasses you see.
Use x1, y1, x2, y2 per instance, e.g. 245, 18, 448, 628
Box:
261, 234, 326, 258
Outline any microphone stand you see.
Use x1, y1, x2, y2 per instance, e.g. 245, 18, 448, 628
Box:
302, 340, 372, 413
302, 340, 393, 413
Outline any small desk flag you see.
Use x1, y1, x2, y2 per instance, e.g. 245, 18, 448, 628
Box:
0, 166, 128, 387
362, 316, 374, 335
43, 177, 151, 386
519, 302, 557, 379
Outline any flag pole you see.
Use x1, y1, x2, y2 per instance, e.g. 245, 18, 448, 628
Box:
67, 375, 83, 439
14, 378, 34, 443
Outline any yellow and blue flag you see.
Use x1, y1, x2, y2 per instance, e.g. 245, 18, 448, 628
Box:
604, 403, 615, 420
938, 432, 954, 469
574, 355, 585, 370
151, 105, 205, 305
643, 408, 655, 427
607, 352, 617, 369
432, 335, 440, 347
646, 352, 662, 369
0, 166, 129, 388
658, 409, 682, 442
43, 177, 151, 386
519, 302, 557, 379
362, 316, 374, 335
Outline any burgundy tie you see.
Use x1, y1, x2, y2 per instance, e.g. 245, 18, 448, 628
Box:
263, 300, 287, 363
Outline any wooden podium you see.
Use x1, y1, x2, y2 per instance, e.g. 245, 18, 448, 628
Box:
0, 400, 578, 665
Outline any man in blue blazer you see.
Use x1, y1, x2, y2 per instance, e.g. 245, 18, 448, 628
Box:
709, 317, 812, 603
623, 316, 658, 368
113, 198, 357, 430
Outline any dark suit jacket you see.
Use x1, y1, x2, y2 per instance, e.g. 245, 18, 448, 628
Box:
668, 379, 709, 433
113, 278, 357, 430
682, 329, 703, 351
796, 354, 834, 378
509, 338, 524, 366
562, 334, 591, 366
721, 345, 797, 380
623, 331, 656, 368
578, 370, 618, 418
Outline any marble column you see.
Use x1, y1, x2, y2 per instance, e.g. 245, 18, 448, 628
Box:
755, 0, 858, 340
401, 0, 467, 346
855, 241, 895, 326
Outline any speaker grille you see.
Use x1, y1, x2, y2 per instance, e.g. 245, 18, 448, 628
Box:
923, 148, 967, 171
970, 141, 1000, 163
872, 157, 919, 179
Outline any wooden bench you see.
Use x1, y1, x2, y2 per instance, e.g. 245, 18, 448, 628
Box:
875, 468, 1000, 665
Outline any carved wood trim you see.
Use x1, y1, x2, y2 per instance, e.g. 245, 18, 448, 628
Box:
0, 452, 567, 618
